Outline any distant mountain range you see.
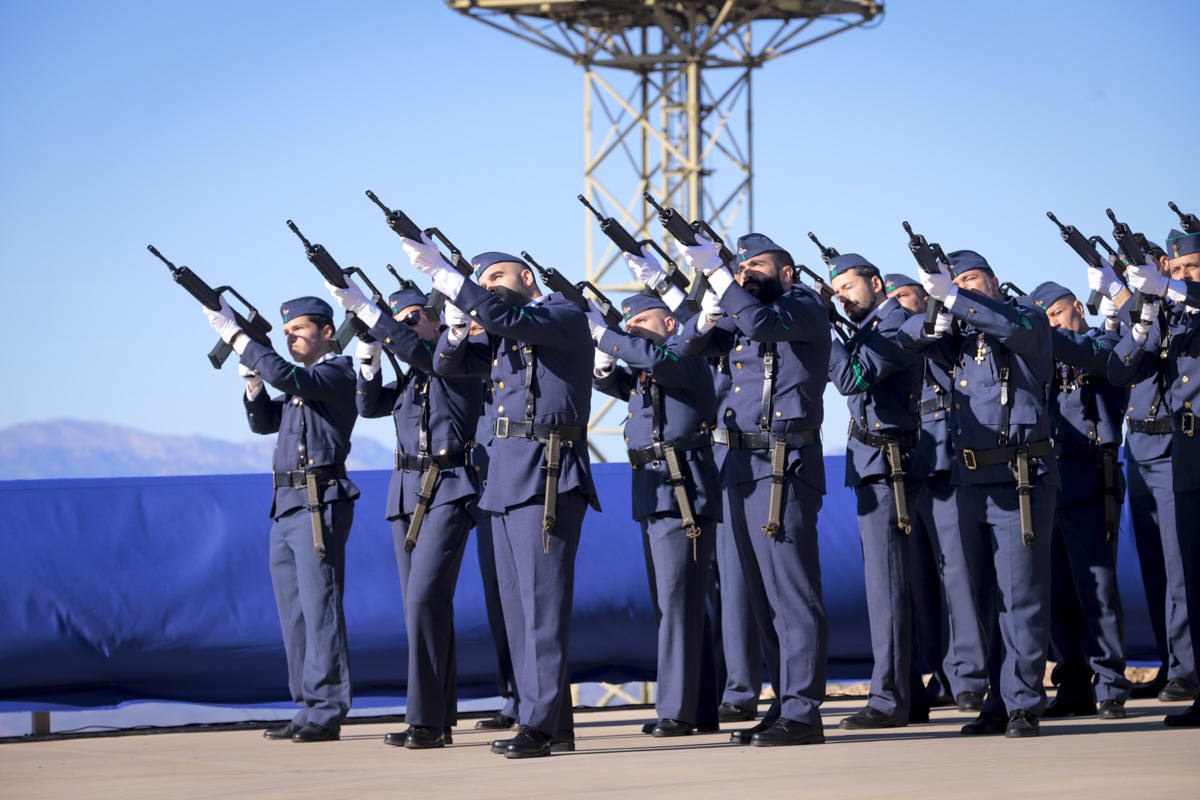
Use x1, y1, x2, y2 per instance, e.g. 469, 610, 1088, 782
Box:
0, 419, 395, 480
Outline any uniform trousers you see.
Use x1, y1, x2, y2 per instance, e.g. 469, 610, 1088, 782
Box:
475, 514, 520, 719
1048, 486, 1130, 703
1177, 489, 1200, 686
714, 516, 765, 711
956, 480, 1054, 716
1128, 454, 1195, 680
269, 499, 353, 733
490, 491, 588, 737
642, 513, 719, 726
910, 470, 988, 699
391, 501, 473, 730
726, 473, 826, 727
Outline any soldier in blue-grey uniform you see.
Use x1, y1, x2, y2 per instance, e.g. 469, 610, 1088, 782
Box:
1027, 280, 1131, 720
204, 295, 359, 743
399, 239, 599, 758
825, 255, 927, 729
325, 278, 485, 748
1125, 227, 1200, 726
590, 288, 723, 736
884, 274, 988, 713
1103, 239, 1199, 705
897, 251, 1059, 738
653, 231, 831, 746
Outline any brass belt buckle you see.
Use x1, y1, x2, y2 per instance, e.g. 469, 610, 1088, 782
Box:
962, 449, 978, 470
1183, 413, 1195, 437
495, 417, 510, 439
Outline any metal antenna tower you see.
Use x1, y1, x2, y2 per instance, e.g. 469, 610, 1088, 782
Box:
448, 1, 883, 459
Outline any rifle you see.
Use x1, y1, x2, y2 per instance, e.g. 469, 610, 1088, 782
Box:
364, 190, 473, 313
1046, 211, 1108, 314
1106, 208, 1148, 321
901, 221, 951, 336
1169, 201, 1200, 234
285, 221, 401, 374
1000, 281, 1027, 298
642, 191, 730, 309
807, 232, 840, 264
794, 263, 857, 343
519, 250, 623, 327
578, 194, 690, 298
148, 244, 272, 369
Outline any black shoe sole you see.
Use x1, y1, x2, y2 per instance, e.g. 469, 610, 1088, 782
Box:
750, 733, 825, 746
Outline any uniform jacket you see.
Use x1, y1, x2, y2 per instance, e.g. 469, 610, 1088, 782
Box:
674, 281, 832, 493
594, 328, 722, 522
897, 289, 1060, 488
828, 297, 928, 486
916, 359, 955, 475
240, 340, 359, 519
432, 281, 599, 514
1107, 304, 1186, 464
357, 315, 484, 520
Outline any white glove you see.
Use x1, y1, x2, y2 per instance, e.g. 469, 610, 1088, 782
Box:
1098, 295, 1119, 320
355, 339, 382, 380
933, 311, 954, 335
695, 289, 724, 333
238, 362, 262, 387
203, 297, 242, 344
1087, 262, 1121, 300
920, 269, 955, 302
593, 347, 617, 377
324, 276, 380, 327
1126, 257, 1171, 297
584, 303, 607, 344
1134, 298, 1160, 332
676, 233, 723, 277
623, 246, 668, 293
400, 232, 465, 298
444, 302, 470, 344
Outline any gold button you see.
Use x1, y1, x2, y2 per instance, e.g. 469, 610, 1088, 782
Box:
475, 465, 481, 471
470, 310, 478, 317
736, 363, 743, 369
1187, 402, 1193, 409
875, 422, 881, 428
955, 403, 961, 409
440, 448, 447, 455
736, 345, 743, 351
627, 413, 633, 419
498, 381, 505, 388
493, 359, 498, 366
498, 406, 504, 414
776, 411, 782, 417
968, 308, 976, 314
732, 314, 739, 319
1184, 376, 1190, 383
734, 386, 741, 392
308, 459, 314, 465
512, 345, 518, 351
1129, 406, 1134, 412
960, 380, 968, 387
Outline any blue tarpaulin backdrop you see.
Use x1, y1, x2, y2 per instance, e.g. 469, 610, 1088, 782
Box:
0, 459, 1157, 711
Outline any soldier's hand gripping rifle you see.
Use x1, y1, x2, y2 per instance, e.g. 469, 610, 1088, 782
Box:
148, 244, 272, 369
285, 220, 402, 375
1170, 201, 1200, 234
364, 190, 473, 314
642, 191, 731, 309
1046, 211, 1111, 315
1107, 208, 1150, 322
518, 250, 623, 327
578, 194, 690, 301
901, 222, 952, 337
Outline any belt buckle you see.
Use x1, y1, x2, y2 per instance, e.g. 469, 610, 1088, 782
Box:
1184, 413, 1195, 437
962, 449, 978, 470
495, 417, 510, 439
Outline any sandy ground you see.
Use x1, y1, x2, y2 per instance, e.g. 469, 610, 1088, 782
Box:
2, 696, 1197, 800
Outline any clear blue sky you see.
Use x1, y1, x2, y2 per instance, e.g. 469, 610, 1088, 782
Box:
1, 1, 1197, 460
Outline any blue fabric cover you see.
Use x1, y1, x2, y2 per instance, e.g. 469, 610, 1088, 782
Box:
0, 458, 1156, 710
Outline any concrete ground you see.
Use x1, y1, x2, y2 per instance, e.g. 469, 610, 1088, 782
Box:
2, 696, 1197, 800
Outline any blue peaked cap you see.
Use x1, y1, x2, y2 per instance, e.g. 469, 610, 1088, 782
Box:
280, 296, 333, 323
621, 292, 670, 321
388, 287, 429, 314
471, 251, 527, 280
827, 253, 880, 281
735, 233, 791, 263
1030, 281, 1075, 311
883, 273, 920, 293
1168, 229, 1200, 259
947, 249, 993, 278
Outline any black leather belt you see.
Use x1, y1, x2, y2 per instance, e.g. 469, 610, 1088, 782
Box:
395, 451, 471, 471
1056, 441, 1119, 462
849, 421, 917, 450
627, 431, 713, 467
713, 428, 820, 450
492, 418, 586, 442
272, 464, 347, 490
918, 396, 951, 416
1127, 417, 1172, 434
958, 440, 1053, 470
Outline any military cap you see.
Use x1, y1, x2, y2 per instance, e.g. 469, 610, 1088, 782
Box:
1029, 281, 1075, 311
827, 253, 880, 281
471, 251, 527, 280
1168, 229, 1200, 259
947, 249, 994, 279
736, 233, 792, 265
621, 292, 670, 321
388, 287, 429, 315
280, 296, 333, 324
1140, 235, 1165, 258
883, 273, 921, 293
